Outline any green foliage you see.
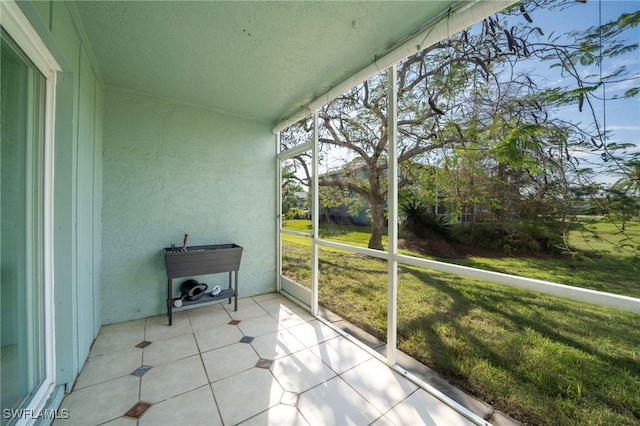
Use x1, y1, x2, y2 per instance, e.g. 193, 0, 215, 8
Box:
612, 154, 640, 198
300, 1, 640, 259
624, 87, 640, 98
281, 162, 309, 215
450, 219, 565, 254
493, 124, 546, 167
399, 197, 449, 239
284, 208, 308, 220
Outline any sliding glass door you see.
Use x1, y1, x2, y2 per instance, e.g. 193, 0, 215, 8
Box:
1, 29, 47, 424
278, 116, 315, 307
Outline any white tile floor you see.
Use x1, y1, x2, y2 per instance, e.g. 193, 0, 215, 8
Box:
55, 293, 477, 426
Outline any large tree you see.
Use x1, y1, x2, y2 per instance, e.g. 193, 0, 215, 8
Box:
282, 1, 640, 251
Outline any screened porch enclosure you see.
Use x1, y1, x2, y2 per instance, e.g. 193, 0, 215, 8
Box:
273, 2, 640, 424
74, 0, 518, 326
5, 0, 640, 424
89, 0, 639, 423
3, 1, 518, 421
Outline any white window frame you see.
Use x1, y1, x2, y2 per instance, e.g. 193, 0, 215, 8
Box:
1, 1, 61, 423
276, 128, 315, 309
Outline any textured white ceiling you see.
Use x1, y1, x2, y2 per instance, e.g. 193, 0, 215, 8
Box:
76, 1, 458, 125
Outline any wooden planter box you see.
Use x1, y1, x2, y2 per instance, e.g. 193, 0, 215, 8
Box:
163, 243, 243, 325
164, 244, 243, 279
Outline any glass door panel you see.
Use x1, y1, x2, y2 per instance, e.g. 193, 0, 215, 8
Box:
1, 29, 47, 424
280, 156, 313, 289
279, 116, 314, 305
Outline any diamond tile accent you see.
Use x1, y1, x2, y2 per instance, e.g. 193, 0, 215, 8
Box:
124, 401, 152, 418
240, 335, 254, 343
62, 294, 490, 426
255, 358, 273, 369
131, 365, 152, 377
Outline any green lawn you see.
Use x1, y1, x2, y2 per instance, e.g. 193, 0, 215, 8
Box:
569, 218, 640, 256
280, 219, 640, 425
282, 219, 389, 248
440, 219, 639, 298
283, 218, 640, 298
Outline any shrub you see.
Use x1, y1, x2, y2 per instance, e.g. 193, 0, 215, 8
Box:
284, 208, 308, 220
400, 198, 450, 239
450, 219, 565, 254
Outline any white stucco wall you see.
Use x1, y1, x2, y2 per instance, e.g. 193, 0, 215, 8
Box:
102, 87, 276, 324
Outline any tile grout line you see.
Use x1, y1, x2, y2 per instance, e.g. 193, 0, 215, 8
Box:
84, 295, 428, 426
252, 297, 319, 425
135, 319, 146, 423
191, 306, 239, 424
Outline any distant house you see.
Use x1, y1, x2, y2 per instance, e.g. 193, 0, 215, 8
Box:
318, 164, 379, 226
320, 203, 373, 226
318, 162, 483, 226
293, 191, 308, 209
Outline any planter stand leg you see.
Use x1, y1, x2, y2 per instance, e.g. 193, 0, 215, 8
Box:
167, 278, 173, 326
234, 270, 238, 312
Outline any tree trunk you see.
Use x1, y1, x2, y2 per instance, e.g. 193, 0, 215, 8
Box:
368, 173, 385, 250
369, 199, 385, 250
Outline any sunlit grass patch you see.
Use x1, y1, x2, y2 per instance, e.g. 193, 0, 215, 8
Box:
278, 220, 640, 425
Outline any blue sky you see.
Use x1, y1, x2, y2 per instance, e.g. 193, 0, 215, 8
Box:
516, 0, 639, 183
